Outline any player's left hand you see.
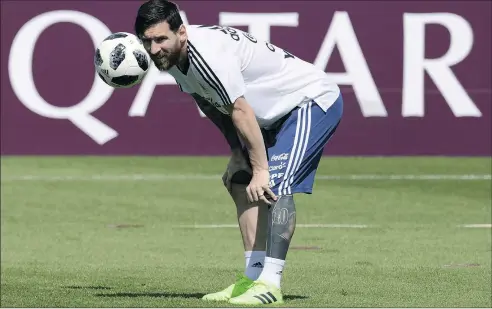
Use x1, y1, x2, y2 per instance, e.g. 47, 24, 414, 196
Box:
247, 169, 277, 205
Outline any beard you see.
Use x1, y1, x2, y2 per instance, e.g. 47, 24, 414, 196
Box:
151, 48, 181, 71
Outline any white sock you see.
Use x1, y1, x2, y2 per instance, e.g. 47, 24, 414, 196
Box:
244, 251, 266, 280
257, 257, 285, 289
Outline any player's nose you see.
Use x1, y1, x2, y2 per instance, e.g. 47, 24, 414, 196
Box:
150, 42, 161, 55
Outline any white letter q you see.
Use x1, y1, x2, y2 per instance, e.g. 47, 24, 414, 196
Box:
8, 10, 117, 145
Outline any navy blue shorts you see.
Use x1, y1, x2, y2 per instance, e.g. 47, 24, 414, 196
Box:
261, 94, 343, 195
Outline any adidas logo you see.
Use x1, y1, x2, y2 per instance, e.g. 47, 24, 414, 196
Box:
253, 292, 278, 304
251, 262, 263, 268
276, 270, 283, 275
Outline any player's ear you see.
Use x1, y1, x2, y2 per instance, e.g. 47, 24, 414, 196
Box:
178, 24, 187, 42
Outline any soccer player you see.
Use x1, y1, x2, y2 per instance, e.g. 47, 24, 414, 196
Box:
135, 0, 343, 305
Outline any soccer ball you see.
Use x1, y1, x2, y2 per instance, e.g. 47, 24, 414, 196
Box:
94, 32, 150, 88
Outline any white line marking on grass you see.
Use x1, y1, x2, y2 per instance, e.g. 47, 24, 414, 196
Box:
330, 174, 492, 180
175, 224, 372, 229
182, 224, 492, 229
178, 223, 492, 229
1, 174, 490, 181
458, 224, 492, 228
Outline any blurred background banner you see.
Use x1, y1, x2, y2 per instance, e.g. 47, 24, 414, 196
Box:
1, 1, 490, 156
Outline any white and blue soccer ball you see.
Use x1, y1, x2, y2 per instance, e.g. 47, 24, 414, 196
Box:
94, 32, 150, 88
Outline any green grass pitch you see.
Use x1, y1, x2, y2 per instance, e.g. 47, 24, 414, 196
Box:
1, 156, 491, 307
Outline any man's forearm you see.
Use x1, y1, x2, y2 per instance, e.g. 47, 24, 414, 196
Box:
229, 97, 269, 173
192, 94, 242, 151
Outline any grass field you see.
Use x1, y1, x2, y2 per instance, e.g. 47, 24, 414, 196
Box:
1, 156, 491, 308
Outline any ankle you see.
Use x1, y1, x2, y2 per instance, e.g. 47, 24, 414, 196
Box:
244, 251, 266, 280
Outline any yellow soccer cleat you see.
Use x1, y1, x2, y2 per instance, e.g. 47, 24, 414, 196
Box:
228, 280, 284, 305
202, 274, 254, 302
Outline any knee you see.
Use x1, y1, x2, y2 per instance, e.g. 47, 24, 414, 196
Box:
272, 194, 294, 205
230, 170, 252, 185
269, 194, 296, 212
223, 170, 251, 196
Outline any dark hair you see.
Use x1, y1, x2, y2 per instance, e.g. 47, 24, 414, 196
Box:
134, 0, 183, 37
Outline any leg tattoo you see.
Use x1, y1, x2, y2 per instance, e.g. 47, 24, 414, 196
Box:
266, 195, 296, 260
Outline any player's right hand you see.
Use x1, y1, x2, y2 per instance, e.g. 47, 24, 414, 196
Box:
247, 169, 277, 205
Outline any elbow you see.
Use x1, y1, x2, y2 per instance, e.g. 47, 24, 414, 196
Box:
231, 97, 253, 124
231, 106, 245, 125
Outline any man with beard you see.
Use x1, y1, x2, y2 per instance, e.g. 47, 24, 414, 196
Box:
134, 0, 343, 305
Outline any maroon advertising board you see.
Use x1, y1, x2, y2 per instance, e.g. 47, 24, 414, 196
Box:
1, 1, 490, 155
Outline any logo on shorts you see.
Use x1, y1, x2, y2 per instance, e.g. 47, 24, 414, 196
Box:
270, 173, 285, 180
271, 153, 289, 161
269, 161, 287, 172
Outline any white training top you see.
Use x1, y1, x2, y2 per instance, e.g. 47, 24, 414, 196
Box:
168, 25, 340, 128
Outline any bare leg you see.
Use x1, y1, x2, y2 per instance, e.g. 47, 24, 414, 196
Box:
229, 183, 269, 280
230, 183, 268, 251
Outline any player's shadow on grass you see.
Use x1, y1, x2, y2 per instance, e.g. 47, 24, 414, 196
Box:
96, 292, 206, 299
95, 292, 308, 300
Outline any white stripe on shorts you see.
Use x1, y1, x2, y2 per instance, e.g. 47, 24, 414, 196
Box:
277, 105, 305, 195
277, 102, 312, 196
287, 101, 312, 194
